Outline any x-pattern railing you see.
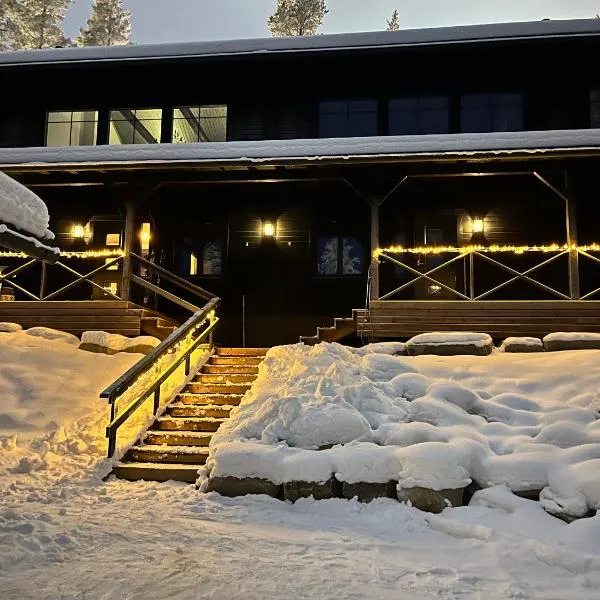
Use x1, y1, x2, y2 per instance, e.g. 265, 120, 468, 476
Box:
377, 247, 598, 301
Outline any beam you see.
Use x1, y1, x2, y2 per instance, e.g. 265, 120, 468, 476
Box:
121, 200, 136, 301
370, 200, 380, 301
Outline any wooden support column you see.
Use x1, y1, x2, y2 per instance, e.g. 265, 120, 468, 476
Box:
370, 199, 380, 302
566, 189, 580, 300
121, 200, 136, 301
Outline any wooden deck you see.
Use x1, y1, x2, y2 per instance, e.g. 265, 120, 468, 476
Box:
0, 301, 178, 337
355, 300, 600, 339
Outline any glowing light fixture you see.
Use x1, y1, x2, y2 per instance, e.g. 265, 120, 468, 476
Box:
140, 222, 151, 255
71, 224, 85, 238
263, 221, 275, 238
472, 217, 485, 234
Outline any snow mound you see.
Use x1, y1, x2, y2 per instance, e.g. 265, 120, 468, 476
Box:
408, 332, 492, 347
80, 331, 161, 354
500, 336, 544, 352
0, 171, 55, 240
25, 327, 79, 346
0, 322, 22, 333
208, 342, 600, 513
544, 332, 600, 342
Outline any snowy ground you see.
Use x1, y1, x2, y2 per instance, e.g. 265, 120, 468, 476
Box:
2, 334, 600, 599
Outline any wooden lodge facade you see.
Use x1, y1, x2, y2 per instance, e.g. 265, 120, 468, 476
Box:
2, 19, 600, 346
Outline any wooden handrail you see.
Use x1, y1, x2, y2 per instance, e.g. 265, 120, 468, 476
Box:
131, 253, 215, 301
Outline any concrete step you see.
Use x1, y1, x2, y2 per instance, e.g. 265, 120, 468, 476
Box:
168, 402, 234, 418
186, 383, 251, 395
215, 348, 268, 357
125, 445, 209, 464
177, 392, 243, 406
113, 462, 203, 483
202, 365, 259, 375
209, 356, 263, 366
144, 430, 213, 446
195, 373, 256, 384
154, 416, 226, 432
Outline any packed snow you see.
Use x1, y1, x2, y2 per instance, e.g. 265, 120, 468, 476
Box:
208, 343, 600, 509
80, 330, 161, 353
0, 171, 55, 240
2, 335, 600, 598
544, 332, 600, 342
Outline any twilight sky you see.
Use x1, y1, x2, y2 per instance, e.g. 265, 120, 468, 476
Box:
64, 0, 600, 44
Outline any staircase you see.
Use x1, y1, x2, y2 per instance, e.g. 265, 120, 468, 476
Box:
112, 347, 268, 483
300, 315, 357, 345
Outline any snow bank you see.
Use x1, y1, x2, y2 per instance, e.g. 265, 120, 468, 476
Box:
207, 343, 600, 514
25, 326, 79, 346
0, 171, 54, 240
544, 332, 600, 342
0, 322, 22, 333
0, 329, 138, 476
408, 332, 492, 347
80, 331, 161, 355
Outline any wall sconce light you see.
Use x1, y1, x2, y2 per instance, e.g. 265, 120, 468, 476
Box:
71, 224, 85, 239
472, 217, 485, 234
140, 222, 151, 255
263, 221, 275, 238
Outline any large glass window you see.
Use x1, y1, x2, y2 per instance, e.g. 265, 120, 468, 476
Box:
109, 109, 162, 144
319, 100, 378, 138
591, 89, 600, 128
461, 93, 523, 133
389, 96, 449, 135
46, 111, 98, 146
173, 106, 227, 143
317, 236, 365, 276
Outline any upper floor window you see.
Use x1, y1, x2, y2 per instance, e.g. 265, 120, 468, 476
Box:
389, 96, 449, 135
173, 105, 227, 143
109, 109, 162, 144
46, 111, 98, 147
591, 89, 600, 128
319, 100, 378, 138
461, 93, 523, 133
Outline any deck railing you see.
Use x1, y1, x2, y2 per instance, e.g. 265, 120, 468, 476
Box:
375, 246, 600, 302
101, 297, 219, 458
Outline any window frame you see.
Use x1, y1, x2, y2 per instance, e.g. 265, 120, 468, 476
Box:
315, 234, 366, 278
108, 107, 163, 145
172, 105, 228, 143
460, 92, 524, 133
45, 109, 99, 147
388, 95, 450, 136
318, 99, 379, 138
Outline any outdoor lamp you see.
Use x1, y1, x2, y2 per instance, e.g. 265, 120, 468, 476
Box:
472, 217, 485, 234
263, 221, 275, 238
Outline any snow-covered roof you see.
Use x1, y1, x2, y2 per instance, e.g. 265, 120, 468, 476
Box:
1, 19, 599, 67
1, 130, 600, 170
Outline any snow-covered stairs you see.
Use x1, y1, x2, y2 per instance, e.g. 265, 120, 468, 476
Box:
112, 347, 268, 483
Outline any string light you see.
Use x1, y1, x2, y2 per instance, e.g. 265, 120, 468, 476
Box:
0, 249, 125, 259
374, 244, 600, 258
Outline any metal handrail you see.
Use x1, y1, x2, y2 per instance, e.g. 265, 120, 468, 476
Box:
102, 296, 220, 457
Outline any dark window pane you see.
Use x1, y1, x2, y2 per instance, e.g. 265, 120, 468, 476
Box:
319, 100, 377, 138
317, 236, 339, 275
461, 93, 523, 133
342, 237, 364, 275
202, 241, 222, 275
389, 96, 449, 135
319, 112, 347, 138
348, 111, 377, 137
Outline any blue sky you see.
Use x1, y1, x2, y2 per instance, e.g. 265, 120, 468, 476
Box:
64, 0, 600, 44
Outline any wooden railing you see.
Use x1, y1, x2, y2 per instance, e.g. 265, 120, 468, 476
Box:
376, 246, 600, 302
101, 297, 220, 458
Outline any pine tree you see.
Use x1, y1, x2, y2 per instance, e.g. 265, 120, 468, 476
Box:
13, 0, 72, 49
77, 0, 131, 47
267, 0, 328, 37
387, 9, 399, 31
0, 0, 17, 50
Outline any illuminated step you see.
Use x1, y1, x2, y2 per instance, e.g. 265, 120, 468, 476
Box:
154, 416, 226, 432
113, 462, 204, 483
177, 393, 243, 406
144, 430, 213, 446
186, 383, 251, 395
215, 348, 268, 357
168, 402, 234, 418
209, 356, 264, 366
124, 445, 209, 464
195, 373, 256, 384
203, 365, 259, 375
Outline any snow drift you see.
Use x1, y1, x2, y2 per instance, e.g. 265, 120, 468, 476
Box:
207, 343, 600, 515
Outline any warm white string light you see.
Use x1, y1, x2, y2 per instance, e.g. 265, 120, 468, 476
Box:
374, 244, 600, 258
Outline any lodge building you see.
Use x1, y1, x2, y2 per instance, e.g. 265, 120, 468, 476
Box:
2, 19, 600, 346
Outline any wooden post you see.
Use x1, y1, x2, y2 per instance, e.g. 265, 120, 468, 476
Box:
370, 200, 380, 302
566, 191, 580, 300
121, 200, 136, 301
39, 261, 48, 300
